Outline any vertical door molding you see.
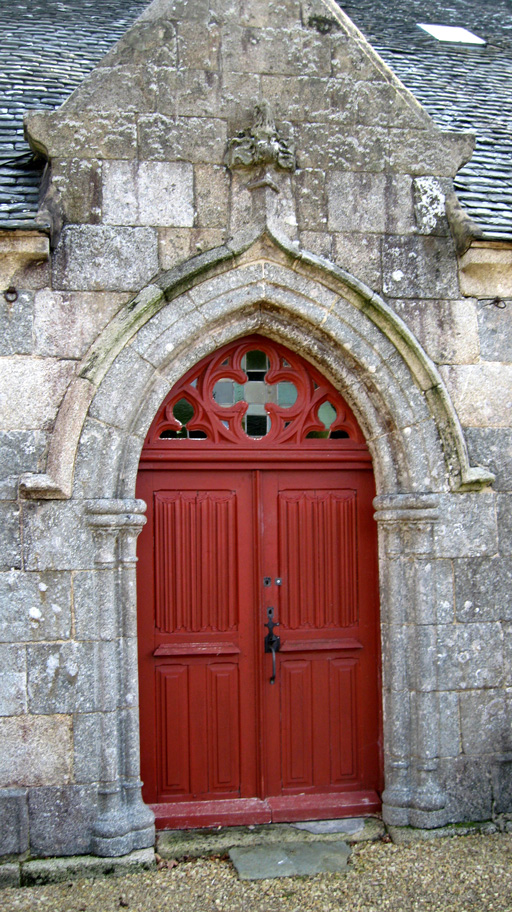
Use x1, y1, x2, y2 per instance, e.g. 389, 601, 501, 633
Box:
374, 493, 448, 828
86, 498, 155, 857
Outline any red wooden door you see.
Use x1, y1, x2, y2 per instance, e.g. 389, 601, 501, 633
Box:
136, 337, 382, 828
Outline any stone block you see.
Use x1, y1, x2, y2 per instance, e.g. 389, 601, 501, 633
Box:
492, 759, 512, 815
33, 289, 126, 359
72, 712, 102, 784
0, 357, 75, 431
388, 128, 474, 178
460, 690, 506, 755
157, 69, 221, 118
72, 419, 126, 501
412, 177, 451, 236
299, 231, 333, 260
21, 847, 155, 885
89, 348, 155, 429
0, 864, 21, 886
0, 502, 21, 570
440, 363, 512, 428
28, 785, 96, 858
260, 74, 355, 125
0, 290, 33, 355
297, 122, 387, 171
0, 429, 47, 500
434, 493, 498, 558
0, 645, 26, 715
27, 641, 113, 714
392, 298, 479, 365
21, 501, 95, 571
327, 172, 414, 235
0, 716, 72, 787
0, 570, 72, 643
441, 757, 493, 822
99, 18, 177, 68
465, 428, 512, 492
355, 81, 430, 131
382, 236, 459, 299
52, 226, 159, 292
157, 228, 225, 270
25, 111, 137, 161
455, 557, 512, 622
103, 161, 194, 227
294, 168, 328, 231
178, 19, 220, 69
503, 623, 512, 686
50, 158, 102, 225
438, 692, 461, 758
194, 165, 230, 229
333, 233, 382, 291
0, 789, 29, 856
64, 65, 158, 115
498, 494, 512, 554
436, 623, 503, 690
137, 114, 227, 163
222, 25, 331, 77
477, 298, 512, 361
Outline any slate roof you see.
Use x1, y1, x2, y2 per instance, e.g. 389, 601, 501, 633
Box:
1, 0, 511, 239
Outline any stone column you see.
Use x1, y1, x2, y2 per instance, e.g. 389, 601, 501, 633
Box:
374, 493, 448, 829
86, 499, 154, 856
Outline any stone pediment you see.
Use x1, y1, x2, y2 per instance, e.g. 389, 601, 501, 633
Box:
24, 0, 473, 181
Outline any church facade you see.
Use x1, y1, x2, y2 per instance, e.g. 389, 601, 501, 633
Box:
1, 0, 511, 860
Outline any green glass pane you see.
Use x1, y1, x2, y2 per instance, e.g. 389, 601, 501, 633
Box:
277, 381, 298, 408
172, 398, 194, 426
318, 400, 337, 430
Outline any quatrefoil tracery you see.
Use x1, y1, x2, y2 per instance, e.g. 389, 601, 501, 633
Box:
145, 336, 364, 447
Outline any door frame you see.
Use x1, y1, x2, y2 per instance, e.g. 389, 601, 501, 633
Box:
136, 445, 383, 828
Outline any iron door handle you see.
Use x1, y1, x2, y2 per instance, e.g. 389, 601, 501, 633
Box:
264, 606, 281, 684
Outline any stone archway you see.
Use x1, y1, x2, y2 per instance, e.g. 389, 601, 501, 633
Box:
20, 230, 494, 852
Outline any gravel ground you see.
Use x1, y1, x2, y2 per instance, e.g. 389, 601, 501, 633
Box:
2, 833, 512, 912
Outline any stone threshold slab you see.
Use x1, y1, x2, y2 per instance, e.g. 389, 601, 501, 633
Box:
157, 817, 385, 859
229, 841, 351, 880
0, 847, 155, 889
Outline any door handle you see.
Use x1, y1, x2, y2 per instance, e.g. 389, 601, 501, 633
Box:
264, 606, 280, 684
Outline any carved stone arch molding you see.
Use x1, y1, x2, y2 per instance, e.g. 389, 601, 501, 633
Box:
20, 230, 495, 847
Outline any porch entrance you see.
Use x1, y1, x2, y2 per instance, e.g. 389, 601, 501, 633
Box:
136, 336, 381, 828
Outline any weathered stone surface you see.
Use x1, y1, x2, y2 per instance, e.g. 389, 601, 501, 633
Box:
0, 646, 26, 715
0, 291, 33, 355
89, 349, 155, 429
26, 111, 137, 161
137, 114, 227, 162
497, 494, 512, 554
441, 757, 493, 822
388, 128, 474, 178
333, 233, 381, 290
0, 863, 21, 886
477, 298, 512, 362
0, 716, 72, 787
50, 158, 103, 225
0, 502, 21, 570
391, 299, 479, 365
492, 759, 512, 815
21, 847, 155, 885
222, 25, 331, 77
72, 712, 102, 784
412, 177, 451, 235
103, 161, 194, 227
27, 641, 118, 714
437, 692, 461, 758
382, 236, 459, 299
28, 785, 96, 858
157, 69, 221, 117
0, 570, 71, 643
434, 493, 498, 558
0, 789, 28, 856
158, 227, 225, 269
33, 290, 126, 359
455, 557, 512, 622
21, 502, 95, 571
436, 623, 503, 690
0, 430, 48, 500
328, 172, 414, 235
194, 165, 230, 228
458, 244, 512, 298
299, 230, 333, 260
261, 74, 355, 126
460, 691, 507, 755
52, 226, 159, 292
297, 122, 388, 171
0, 357, 74, 431
465, 428, 512, 491
440, 363, 512, 428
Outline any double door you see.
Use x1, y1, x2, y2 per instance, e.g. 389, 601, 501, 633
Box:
137, 463, 381, 826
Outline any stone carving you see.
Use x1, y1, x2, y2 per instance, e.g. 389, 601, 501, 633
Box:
226, 100, 296, 172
